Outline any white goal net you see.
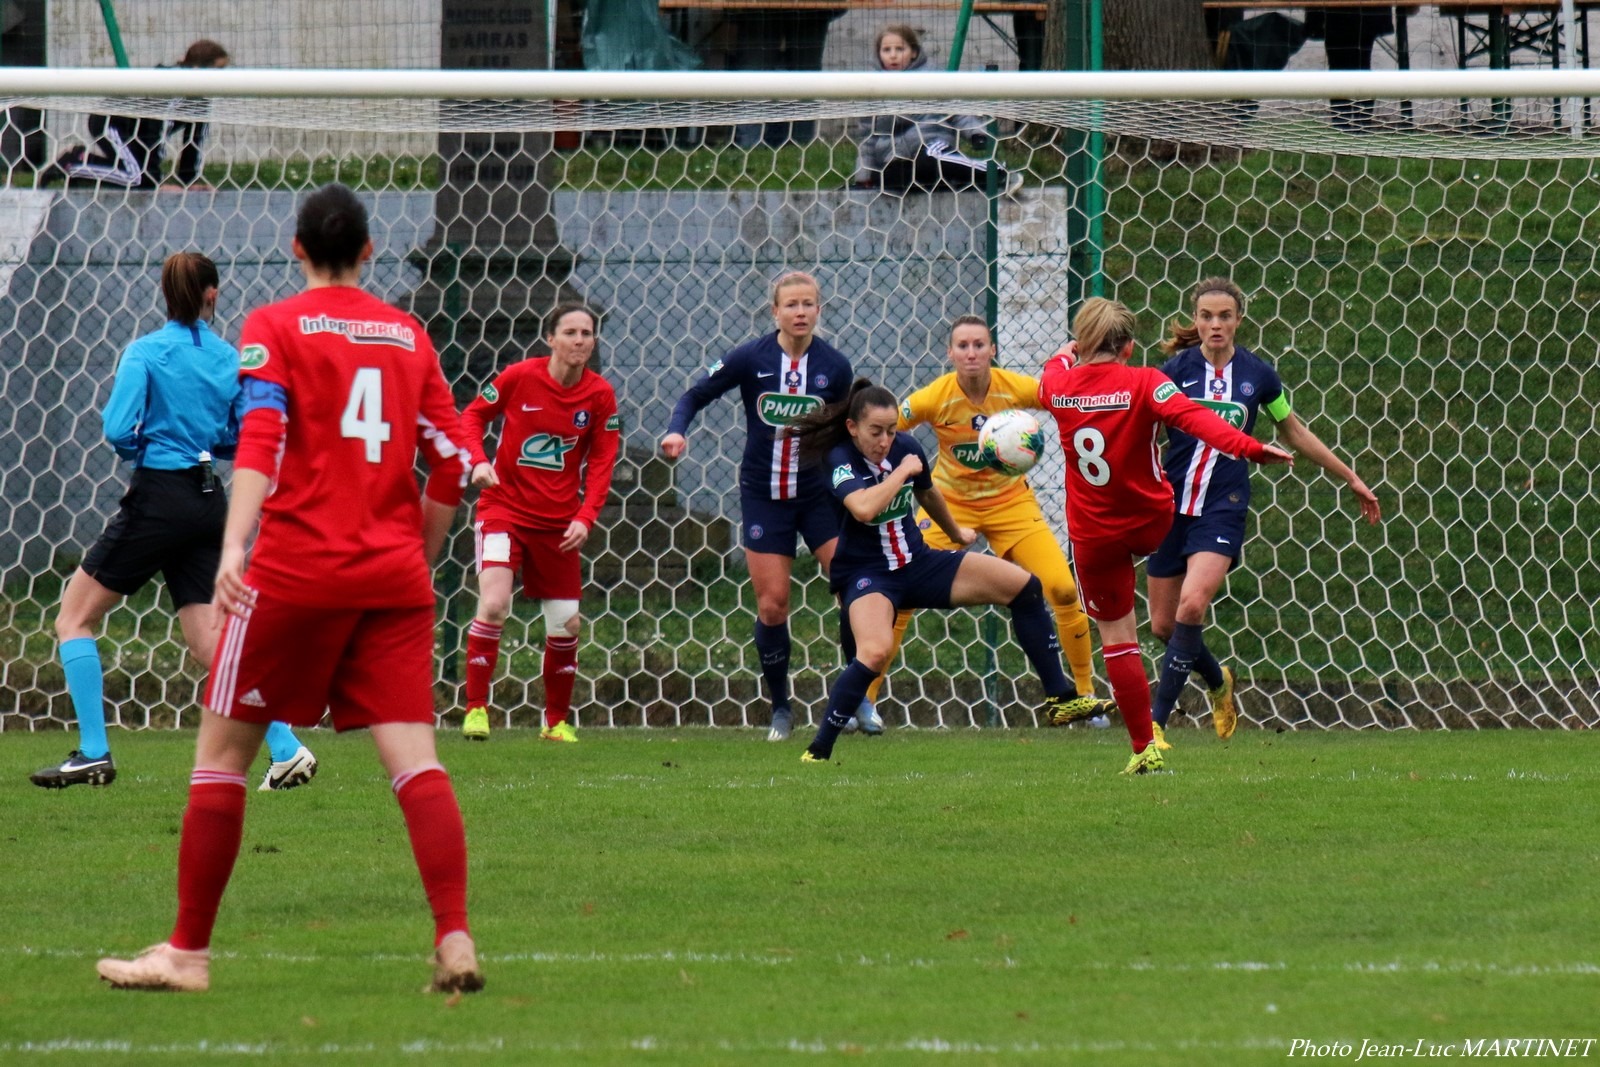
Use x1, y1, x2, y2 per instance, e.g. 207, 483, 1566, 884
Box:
2, 67, 1597, 734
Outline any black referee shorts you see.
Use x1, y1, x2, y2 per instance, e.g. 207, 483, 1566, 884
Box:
81, 467, 226, 609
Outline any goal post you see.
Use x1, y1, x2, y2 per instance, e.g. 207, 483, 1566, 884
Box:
1, 69, 1596, 734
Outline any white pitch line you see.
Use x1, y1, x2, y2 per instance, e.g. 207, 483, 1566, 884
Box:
9, 945, 1597, 975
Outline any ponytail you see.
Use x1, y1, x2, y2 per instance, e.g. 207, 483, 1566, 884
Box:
161, 252, 219, 325
788, 378, 898, 462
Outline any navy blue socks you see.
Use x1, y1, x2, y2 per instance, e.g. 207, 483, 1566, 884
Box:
1153, 621, 1204, 727
753, 619, 791, 712
806, 659, 877, 760
1007, 577, 1072, 700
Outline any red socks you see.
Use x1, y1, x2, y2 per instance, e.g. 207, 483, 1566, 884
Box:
464, 619, 502, 708
171, 772, 248, 951
393, 767, 470, 945
543, 635, 578, 728
1104, 642, 1155, 753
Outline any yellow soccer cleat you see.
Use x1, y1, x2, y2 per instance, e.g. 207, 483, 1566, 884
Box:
1150, 722, 1173, 751
1044, 694, 1109, 727
1209, 666, 1238, 741
540, 721, 579, 743
800, 751, 827, 763
462, 706, 490, 741
1121, 744, 1167, 776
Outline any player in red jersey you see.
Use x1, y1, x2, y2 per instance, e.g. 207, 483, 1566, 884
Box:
96, 184, 482, 995
457, 305, 620, 743
1039, 298, 1292, 775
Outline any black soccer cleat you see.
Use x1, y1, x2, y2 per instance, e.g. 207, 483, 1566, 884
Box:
30, 750, 116, 789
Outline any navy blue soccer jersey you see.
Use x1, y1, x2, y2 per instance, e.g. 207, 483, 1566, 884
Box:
1158, 345, 1290, 517
667, 332, 853, 501
826, 433, 935, 574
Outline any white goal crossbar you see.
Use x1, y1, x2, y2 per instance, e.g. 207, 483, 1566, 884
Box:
7, 67, 1600, 102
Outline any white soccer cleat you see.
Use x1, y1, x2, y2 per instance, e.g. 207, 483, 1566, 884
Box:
259, 745, 318, 792
97, 942, 210, 992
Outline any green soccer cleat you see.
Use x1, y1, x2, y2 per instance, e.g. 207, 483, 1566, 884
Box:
1121, 744, 1167, 776
462, 706, 490, 741
1210, 666, 1238, 740
1150, 722, 1173, 751
1044, 694, 1110, 727
540, 721, 579, 744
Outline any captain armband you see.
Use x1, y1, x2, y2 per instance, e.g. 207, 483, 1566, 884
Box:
1264, 393, 1292, 422
240, 377, 288, 416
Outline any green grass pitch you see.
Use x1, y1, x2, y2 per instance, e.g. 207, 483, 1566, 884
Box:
2, 727, 1596, 1065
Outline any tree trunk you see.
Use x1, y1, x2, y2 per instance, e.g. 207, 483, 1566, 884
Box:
1103, 0, 1215, 71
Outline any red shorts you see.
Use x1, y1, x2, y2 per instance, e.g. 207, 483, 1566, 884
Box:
474, 519, 582, 600
1070, 513, 1173, 622
206, 595, 436, 731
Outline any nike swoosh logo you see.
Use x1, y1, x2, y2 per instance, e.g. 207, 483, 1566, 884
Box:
1181, 380, 1200, 387
521, 405, 542, 412
1216, 537, 1230, 544
756, 372, 776, 379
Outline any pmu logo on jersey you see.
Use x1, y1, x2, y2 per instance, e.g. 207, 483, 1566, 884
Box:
1151, 383, 1180, 404
605, 413, 621, 431
299, 314, 417, 350
1198, 399, 1248, 429
952, 442, 988, 470
573, 410, 591, 429
757, 392, 823, 427
518, 433, 578, 471
869, 485, 915, 525
239, 344, 269, 370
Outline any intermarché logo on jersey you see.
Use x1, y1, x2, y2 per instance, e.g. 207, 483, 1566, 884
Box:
298, 314, 417, 351
519, 433, 577, 471
1198, 399, 1247, 429
757, 392, 823, 427
871, 484, 915, 525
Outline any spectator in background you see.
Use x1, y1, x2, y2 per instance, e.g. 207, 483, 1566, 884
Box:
38, 39, 229, 190
851, 25, 1020, 196
727, 8, 846, 147
1311, 8, 1396, 130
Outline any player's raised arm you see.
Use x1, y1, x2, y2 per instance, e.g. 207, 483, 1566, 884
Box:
660, 347, 745, 459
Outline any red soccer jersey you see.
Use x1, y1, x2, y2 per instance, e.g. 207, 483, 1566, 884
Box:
237, 286, 471, 608
460, 357, 621, 532
1038, 355, 1270, 543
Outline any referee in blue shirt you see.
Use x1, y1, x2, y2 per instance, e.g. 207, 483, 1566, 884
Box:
30, 253, 318, 791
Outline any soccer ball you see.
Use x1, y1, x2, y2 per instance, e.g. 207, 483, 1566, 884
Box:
977, 409, 1044, 476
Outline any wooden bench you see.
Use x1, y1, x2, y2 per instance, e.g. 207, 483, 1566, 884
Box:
660, 1, 1044, 14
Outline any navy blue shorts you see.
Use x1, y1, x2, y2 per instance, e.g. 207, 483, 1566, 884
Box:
741, 488, 840, 558
1145, 510, 1246, 579
834, 548, 965, 612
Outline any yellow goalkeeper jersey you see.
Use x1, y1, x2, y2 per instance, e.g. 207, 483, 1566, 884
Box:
897, 367, 1042, 509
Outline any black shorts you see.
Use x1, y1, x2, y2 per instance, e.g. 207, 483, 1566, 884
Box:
81, 467, 225, 609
